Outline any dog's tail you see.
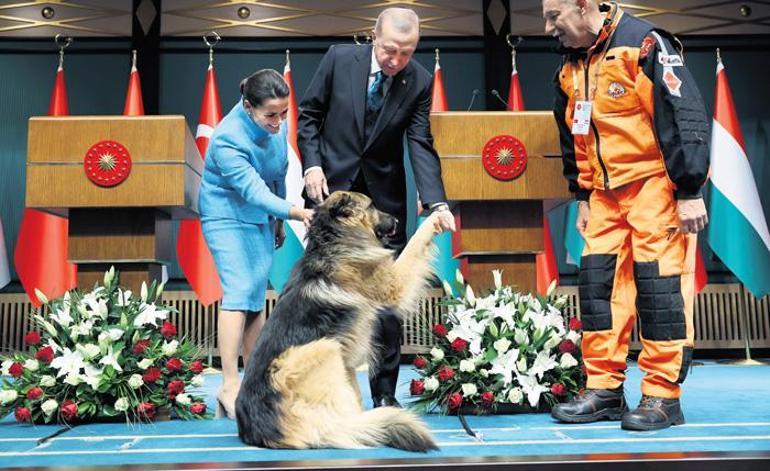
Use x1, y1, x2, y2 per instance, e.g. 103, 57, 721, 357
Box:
322, 407, 437, 452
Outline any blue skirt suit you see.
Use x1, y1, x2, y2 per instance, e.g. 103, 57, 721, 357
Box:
198, 101, 292, 312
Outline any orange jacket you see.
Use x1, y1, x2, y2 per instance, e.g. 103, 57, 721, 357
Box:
553, 3, 710, 201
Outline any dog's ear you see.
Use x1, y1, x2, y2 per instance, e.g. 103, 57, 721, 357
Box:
328, 193, 356, 218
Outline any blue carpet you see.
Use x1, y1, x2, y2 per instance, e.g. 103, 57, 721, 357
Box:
2, 361, 770, 468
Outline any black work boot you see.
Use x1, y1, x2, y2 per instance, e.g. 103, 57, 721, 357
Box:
621, 395, 685, 431
551, 387, 628, 423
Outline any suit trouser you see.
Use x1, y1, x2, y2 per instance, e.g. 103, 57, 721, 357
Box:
579, 173, 696, 399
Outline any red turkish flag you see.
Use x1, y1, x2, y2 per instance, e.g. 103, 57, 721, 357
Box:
14, 64, 77, 306
123, 55, 144, 116
176, 64, 223, 305
507, 57, 559, 294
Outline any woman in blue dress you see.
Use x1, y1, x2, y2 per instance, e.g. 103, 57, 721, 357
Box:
198, 69, 313, 418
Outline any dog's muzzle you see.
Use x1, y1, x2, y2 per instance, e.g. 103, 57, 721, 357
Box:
375, 215, 399, 240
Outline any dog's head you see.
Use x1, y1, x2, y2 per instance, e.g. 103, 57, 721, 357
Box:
316, 191, 398, 243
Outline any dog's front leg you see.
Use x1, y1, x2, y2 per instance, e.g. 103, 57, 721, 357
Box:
391, 212, 440, 309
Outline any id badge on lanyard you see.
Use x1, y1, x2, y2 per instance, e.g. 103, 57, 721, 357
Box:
571, 100, 592, 135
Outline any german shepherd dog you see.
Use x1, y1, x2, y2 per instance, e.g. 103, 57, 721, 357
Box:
236, 191, 440, 451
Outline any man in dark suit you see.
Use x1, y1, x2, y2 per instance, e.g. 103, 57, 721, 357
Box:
298, 7, 455, 408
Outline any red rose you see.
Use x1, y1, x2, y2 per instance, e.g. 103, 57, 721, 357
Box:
189, 360, 204, 374
412, 356, 427, 369
132, 339, 150, 355
569, 317, 583, 331
432, 323, 448, 337
190, 402, 207, 415
167, 380, 185, 395
14, 407, 31, 423
410, 379, 425, 395
142, 367, 161, 383
165, 358, 183, 372
161, 321, 177, 339
448, 392, 463, 410
8, 362, 24, 378
24, 331, 41, 346
551, 383, 566, 396
26, 387, 44, 400
559, 339, 577, 354
451, 338, 468, 353
437, 366, 455, 382
481, 391, 495, 406
35, 346, 54, 363
61, 400, 78, 421
137, 402, 156, 419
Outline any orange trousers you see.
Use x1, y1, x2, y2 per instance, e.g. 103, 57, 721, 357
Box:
579, 173, 696, 399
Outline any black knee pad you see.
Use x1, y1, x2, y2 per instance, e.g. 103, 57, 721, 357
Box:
634, 261, 686, 341
578, 254, 617, 331
677, 346, 694, 383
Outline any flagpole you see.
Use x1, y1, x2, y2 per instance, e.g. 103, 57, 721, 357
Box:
202, 31, 221, 376
721, 283, 770, 365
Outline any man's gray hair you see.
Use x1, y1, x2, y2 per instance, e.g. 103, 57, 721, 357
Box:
375, 7, 420, 36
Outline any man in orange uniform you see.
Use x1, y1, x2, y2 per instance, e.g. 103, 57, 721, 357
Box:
543, 0, 710, 431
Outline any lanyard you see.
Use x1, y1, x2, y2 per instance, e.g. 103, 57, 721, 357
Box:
571, 14, 618, 101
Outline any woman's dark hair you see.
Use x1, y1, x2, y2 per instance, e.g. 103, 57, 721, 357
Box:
240, 69, 289, 108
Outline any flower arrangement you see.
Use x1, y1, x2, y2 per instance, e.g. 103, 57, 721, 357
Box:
410, 270, 585, 414
0, 268, 210, 424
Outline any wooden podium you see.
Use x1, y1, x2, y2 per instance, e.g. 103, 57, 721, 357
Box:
431, 111, 570, 293
26, 116, 201, 291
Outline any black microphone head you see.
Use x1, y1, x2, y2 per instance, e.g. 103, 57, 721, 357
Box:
472, 89, 480, 95
491, 89, 501, 97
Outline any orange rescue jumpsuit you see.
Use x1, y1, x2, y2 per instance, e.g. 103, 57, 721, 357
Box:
553, 3, 710, 398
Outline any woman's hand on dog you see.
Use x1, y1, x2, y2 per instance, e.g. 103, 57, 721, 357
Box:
304, 168, 329, 204
289, 206, 315, 228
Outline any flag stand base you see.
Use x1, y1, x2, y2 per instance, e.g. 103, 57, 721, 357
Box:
717, 358, 770, 366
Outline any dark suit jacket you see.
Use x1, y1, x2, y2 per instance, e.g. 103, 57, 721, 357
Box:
297, 44, 447, 219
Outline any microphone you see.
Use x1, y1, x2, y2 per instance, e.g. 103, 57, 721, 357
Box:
490, 89, 509, 109
466, 89, 480, 111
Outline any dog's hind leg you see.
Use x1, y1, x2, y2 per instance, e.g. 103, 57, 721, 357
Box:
270, 339, 362, 448
346, 366, 363, 409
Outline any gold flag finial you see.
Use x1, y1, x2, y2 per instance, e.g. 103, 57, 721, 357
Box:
203, 31, 221, 66
54, 34, 72, 69
435, 48, 440, 63
506, 34, 523, 71
716, 47, 722, 65
131, 49, 138, 69
286, 49, 291, 67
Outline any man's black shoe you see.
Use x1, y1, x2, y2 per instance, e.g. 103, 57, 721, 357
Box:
372, 395, 401, 408
551, 387, 628, 423
621, 395, 684, 431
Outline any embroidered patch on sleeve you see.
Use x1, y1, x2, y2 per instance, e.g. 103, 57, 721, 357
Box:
663, 69, 682, 97
640, 36, 656, 59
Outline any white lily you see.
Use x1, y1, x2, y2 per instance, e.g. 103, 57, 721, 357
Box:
133, 303, 168, 327
442, 280, 454, 297
24, 359, 40, 372
489, 347, 520, 386
83, 364, 104, 390
1, 359, 13, 376
115, 288, 133, 307
175, 393, 191, 405
455, 268, 464, 285
39, 375, 56, 387
459, 359, 476, 373
75, 343, 100, 362
114, 397, 129, 412
98, 344, 123, 373
424, 376, 439, 392
137, 358, 154, 370
530, 350, 559, 380
492, 269, 503, 290
0, 389, 18, 404
465, 285, 476, 307
516, 373, 549, 408
430, 347, 445, 361
493, 338, 512, 354
50, 347, 86, 378
161, 339, 179, 356
140, 282, 149, 302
